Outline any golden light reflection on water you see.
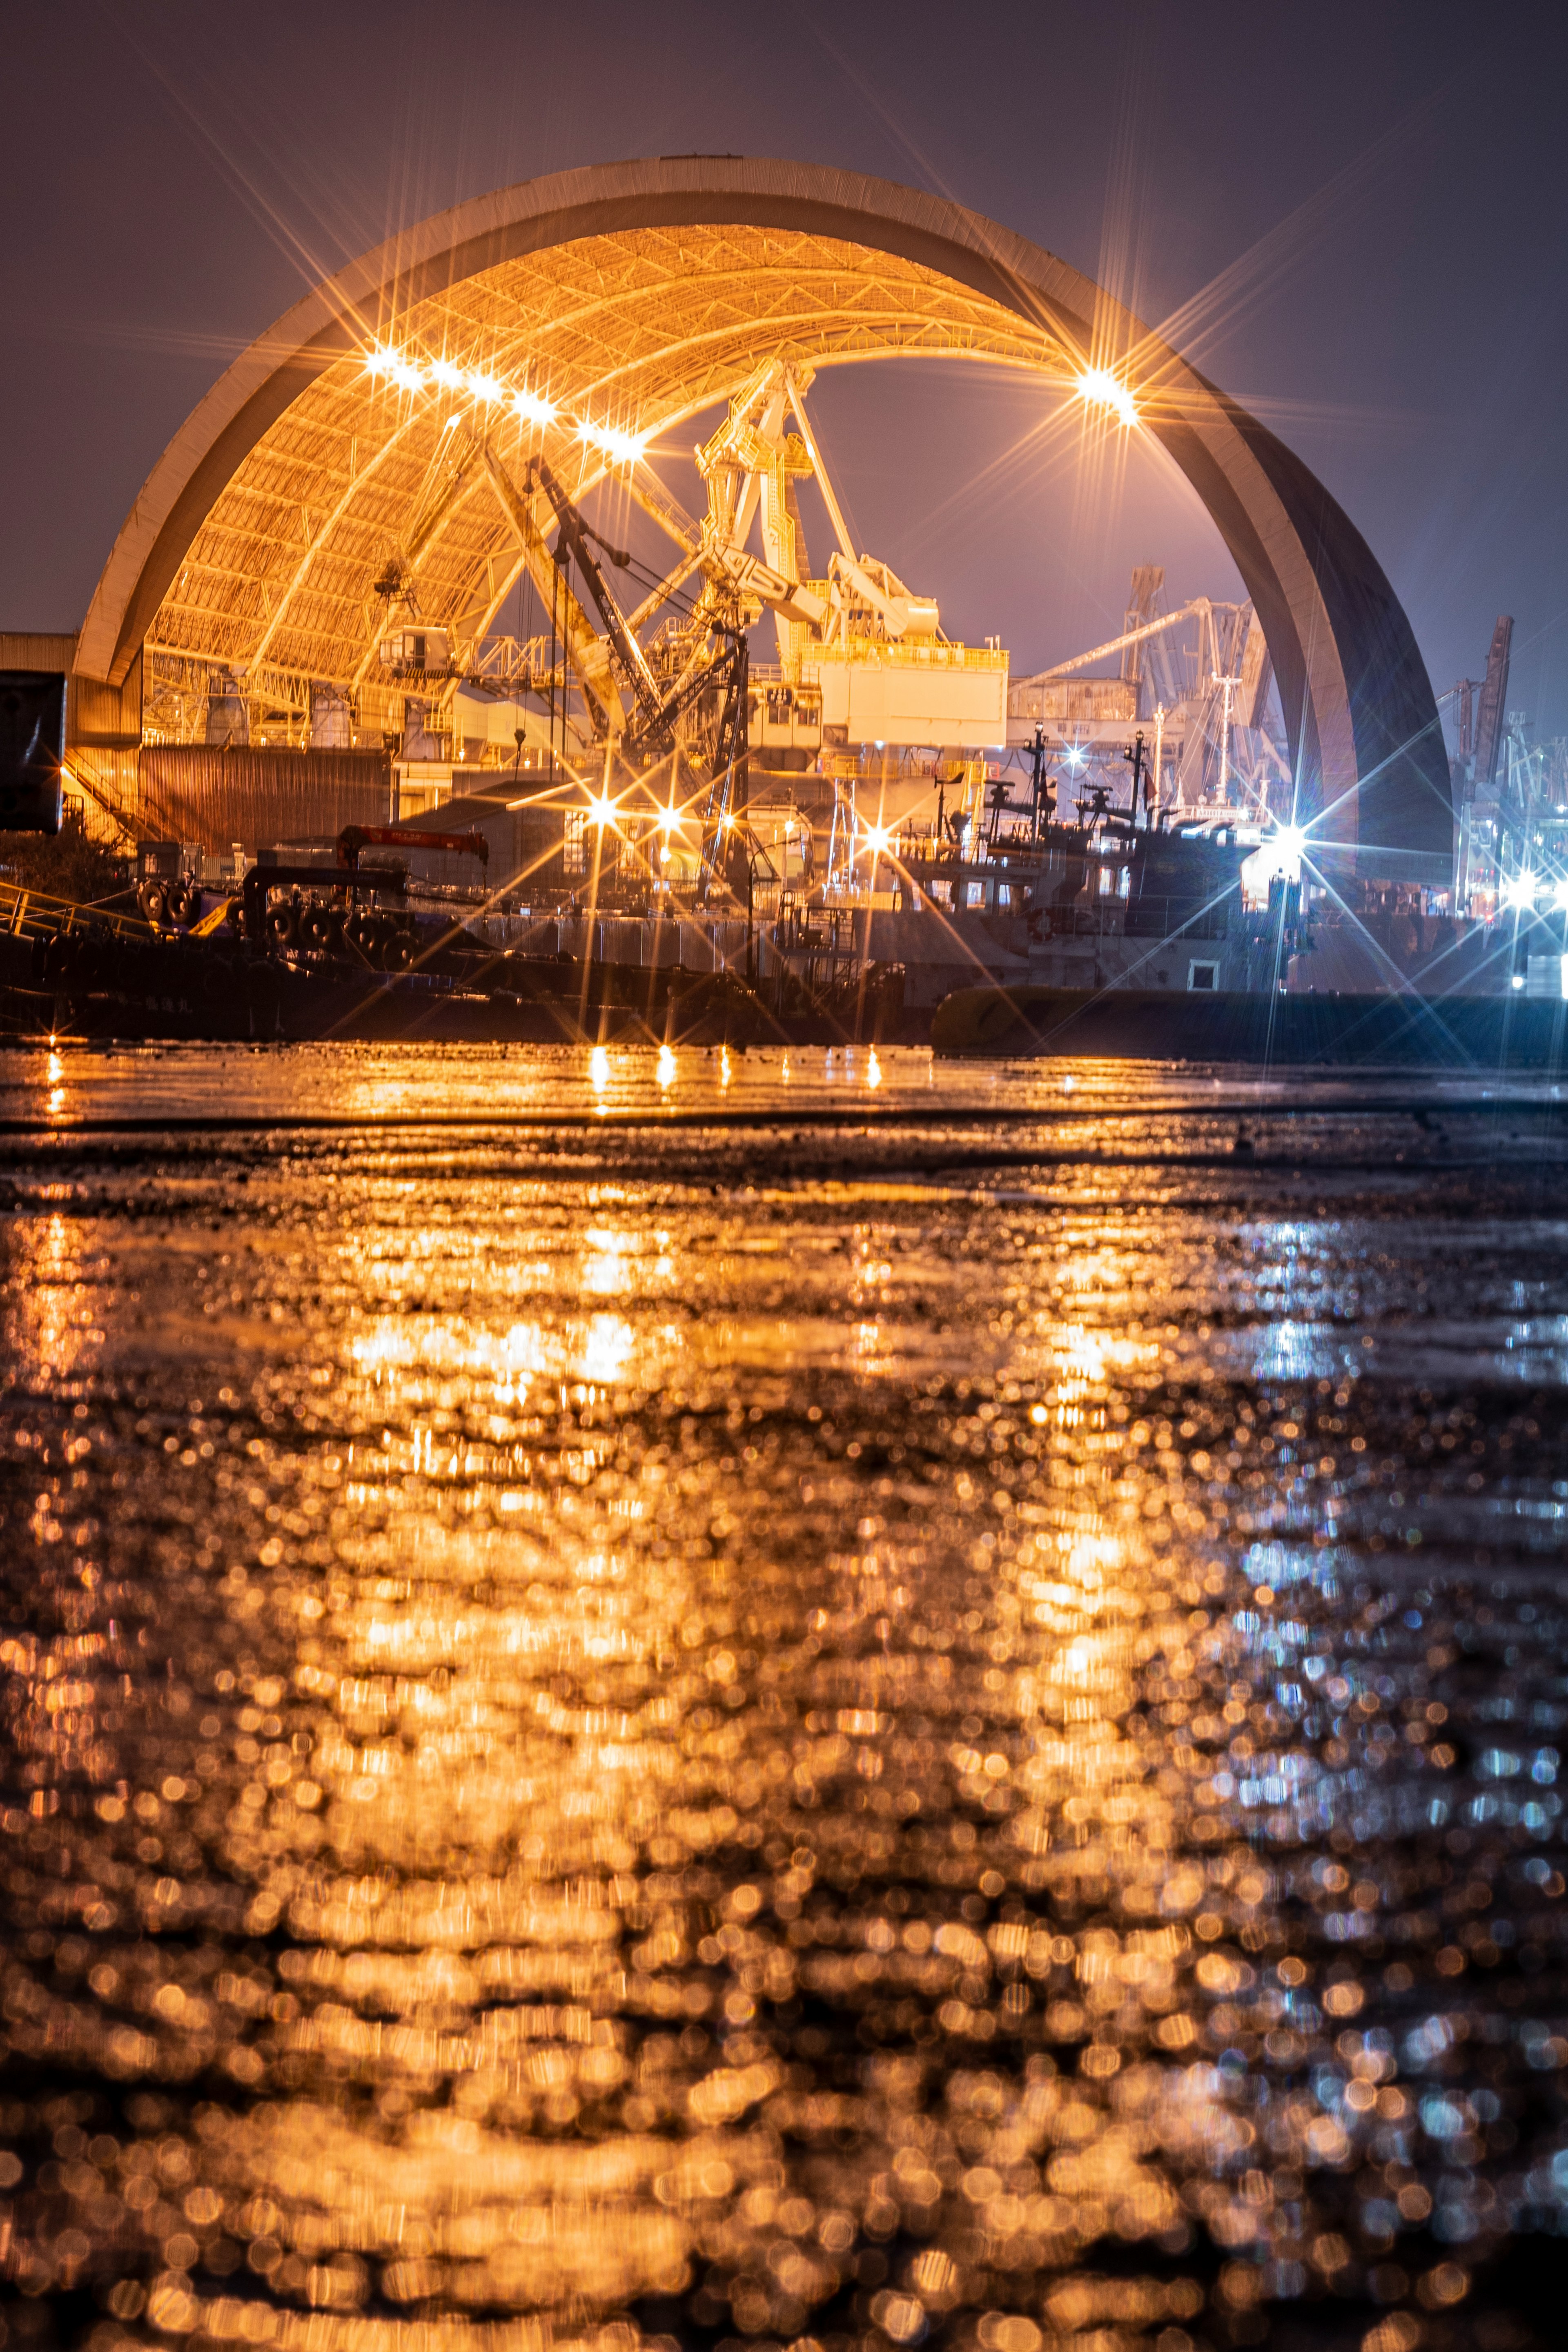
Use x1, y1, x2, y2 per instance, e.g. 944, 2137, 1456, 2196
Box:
2, 1069, 1566, 2349
351, 1307, 642, 1392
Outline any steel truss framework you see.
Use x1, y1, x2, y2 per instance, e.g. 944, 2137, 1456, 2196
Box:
107, 232, 1056, 702
76, 158, 1452, 869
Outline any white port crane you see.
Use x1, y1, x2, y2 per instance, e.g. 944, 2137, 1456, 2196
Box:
383, 358, 1004, 762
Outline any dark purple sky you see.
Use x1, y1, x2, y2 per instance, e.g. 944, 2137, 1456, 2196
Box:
4, 0, 1565, 739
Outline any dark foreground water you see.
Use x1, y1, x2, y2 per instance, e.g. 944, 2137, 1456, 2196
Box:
3, 1044, 1568, 2352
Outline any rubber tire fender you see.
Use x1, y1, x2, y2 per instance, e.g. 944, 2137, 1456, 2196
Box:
267, 897, 301, 949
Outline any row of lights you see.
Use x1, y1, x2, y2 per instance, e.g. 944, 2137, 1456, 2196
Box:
363, 343, 651, 465
364, 341, 1134, 461
579, 788, 899, 856
584, 787, 1306, 863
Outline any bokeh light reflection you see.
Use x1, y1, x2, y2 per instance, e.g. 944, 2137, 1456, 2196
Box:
0, 1047, 1565, 2348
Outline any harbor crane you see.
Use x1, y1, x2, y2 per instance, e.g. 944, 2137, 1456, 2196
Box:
366, 356, 1006, 850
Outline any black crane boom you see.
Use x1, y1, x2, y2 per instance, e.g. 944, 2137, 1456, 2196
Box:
525, 455, 668, 739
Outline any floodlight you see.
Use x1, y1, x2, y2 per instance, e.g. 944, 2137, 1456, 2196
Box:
1076, 367, 1138, 428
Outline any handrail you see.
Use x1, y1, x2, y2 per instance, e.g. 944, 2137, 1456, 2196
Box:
59, 753, 138, 846
0, 875, 156, 946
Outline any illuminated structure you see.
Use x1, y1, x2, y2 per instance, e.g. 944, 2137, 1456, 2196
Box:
66, 156, 1450, 874
1009, 566, 1287, 817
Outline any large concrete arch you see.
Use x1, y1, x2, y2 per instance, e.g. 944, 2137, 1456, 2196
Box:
76, 156, 1451, 869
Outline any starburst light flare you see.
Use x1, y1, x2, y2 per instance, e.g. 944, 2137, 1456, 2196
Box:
363, 342, 626, 453
1076, 366, 1139, 428
576, 419, 652, 466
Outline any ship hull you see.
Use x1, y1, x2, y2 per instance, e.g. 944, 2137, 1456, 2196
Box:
931, 984, 1568, 1068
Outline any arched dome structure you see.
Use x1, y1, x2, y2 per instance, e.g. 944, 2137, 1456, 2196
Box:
76, 156, 1451, 867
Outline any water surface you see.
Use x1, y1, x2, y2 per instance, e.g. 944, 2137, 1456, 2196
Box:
2, 1045, 1566, 2352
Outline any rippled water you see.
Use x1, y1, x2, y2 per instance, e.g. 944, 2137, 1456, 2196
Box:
3, 1044, 1568, 2352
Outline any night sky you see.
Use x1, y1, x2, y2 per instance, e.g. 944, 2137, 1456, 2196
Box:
3, 0, 1565, 740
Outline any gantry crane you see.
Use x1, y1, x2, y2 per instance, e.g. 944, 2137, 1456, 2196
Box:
375, 359, 1004, 825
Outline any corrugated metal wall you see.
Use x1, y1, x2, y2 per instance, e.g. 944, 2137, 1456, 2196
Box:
138, 747, 392, 851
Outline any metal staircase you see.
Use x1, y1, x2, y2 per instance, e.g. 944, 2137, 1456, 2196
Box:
60, 748, 182, 847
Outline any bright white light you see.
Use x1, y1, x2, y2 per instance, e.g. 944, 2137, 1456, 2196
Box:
864, 822, 892, 856
577, 419, 650, 466
1553, 877, 1568, 912
1077, 366, 1139, 428
1503, 870, 1538, 911
1065, 745, 1085, 769
365, 339, 565, 432
588, 793, 617, 827
1249, 820, 1306, 889
1510, 972, 1526, 989
657, 1045, 676, 1090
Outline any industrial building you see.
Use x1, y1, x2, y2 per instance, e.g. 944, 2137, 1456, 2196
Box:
4, 156, 1461, 911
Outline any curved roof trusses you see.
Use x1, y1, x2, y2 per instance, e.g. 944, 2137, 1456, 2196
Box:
77, 156, 1451, 864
